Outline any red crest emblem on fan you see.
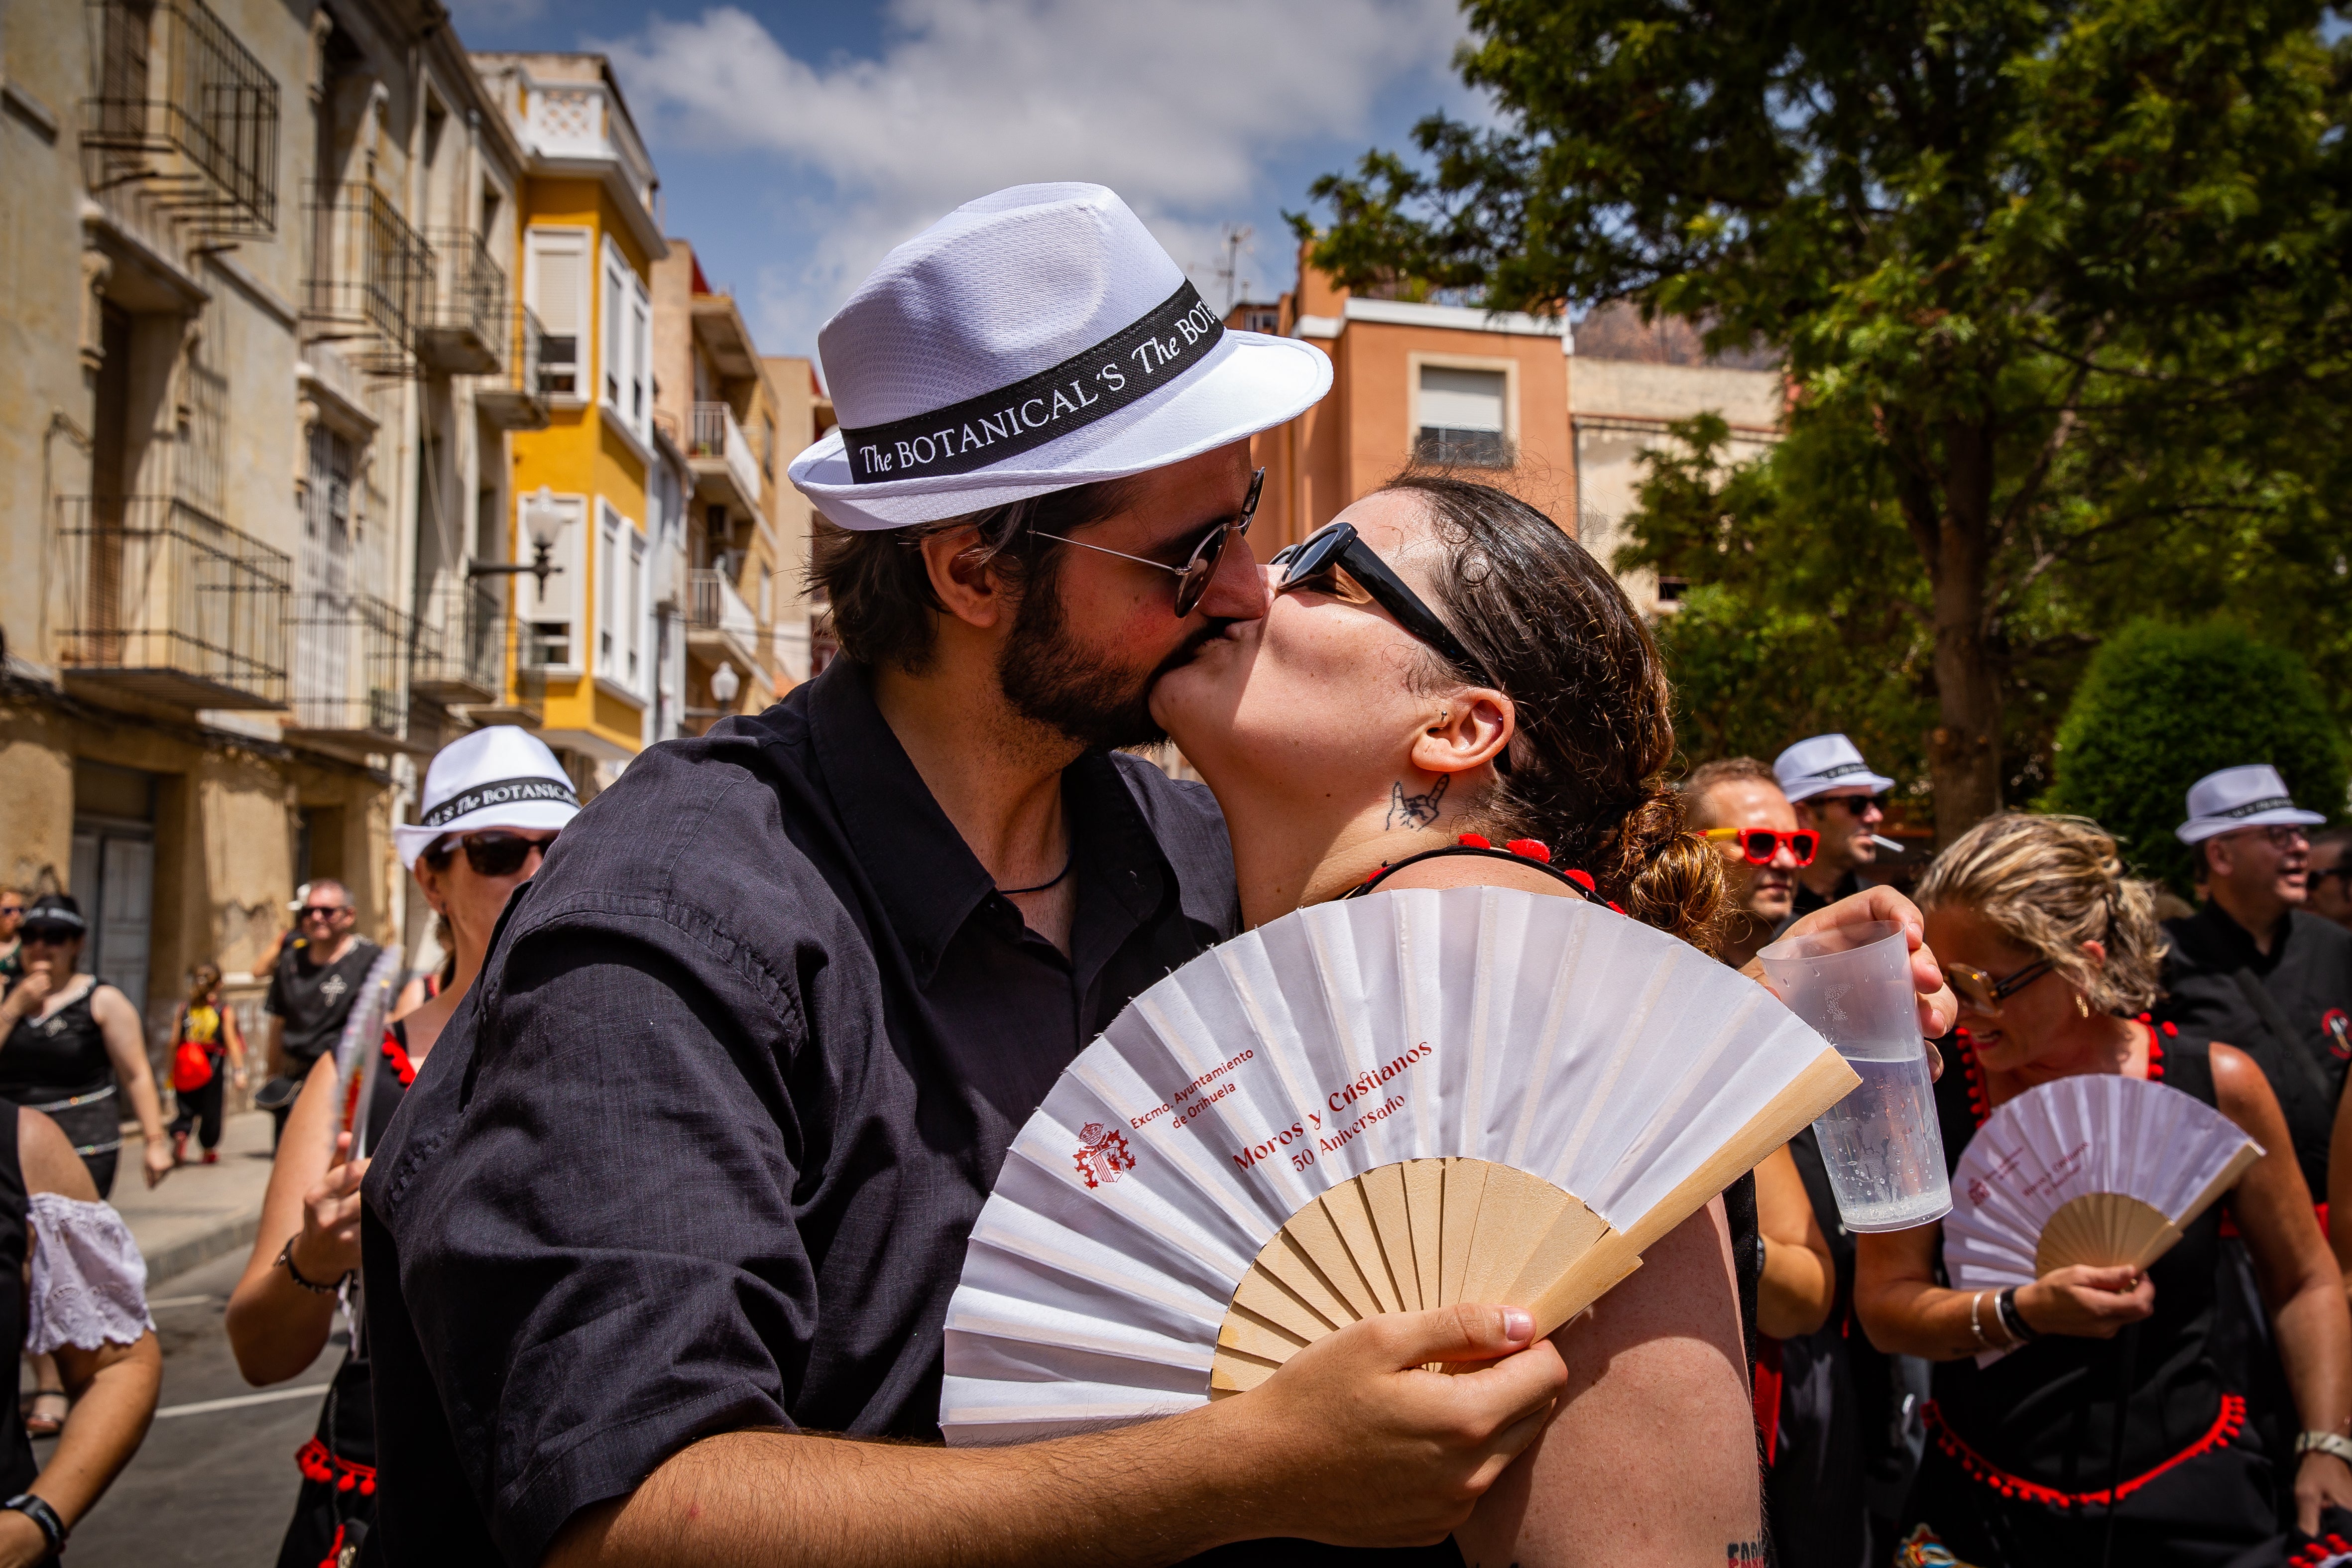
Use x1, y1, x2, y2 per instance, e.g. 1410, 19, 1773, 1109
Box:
1967, 1177, 1990, 1207
2324, 1009, 2351, 1061
1073, 1122, 1135, 1189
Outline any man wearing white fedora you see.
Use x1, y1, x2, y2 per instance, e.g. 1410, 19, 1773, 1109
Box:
1773, 733, 1897, 922
2159, 764, 2352, 1205
362, 184, 1945, 1567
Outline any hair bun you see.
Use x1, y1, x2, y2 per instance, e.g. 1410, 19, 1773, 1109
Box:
1610, 785, 1725, 946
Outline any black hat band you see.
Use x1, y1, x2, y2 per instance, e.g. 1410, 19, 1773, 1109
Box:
420, 776, 579, 829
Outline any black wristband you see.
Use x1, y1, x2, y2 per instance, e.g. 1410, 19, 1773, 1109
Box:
4, 1492, 66, 1558
1997, 1287, 2040, 1343
276, 1238, 351, 1295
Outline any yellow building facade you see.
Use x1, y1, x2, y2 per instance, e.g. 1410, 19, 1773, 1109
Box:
473, 54, 667, 769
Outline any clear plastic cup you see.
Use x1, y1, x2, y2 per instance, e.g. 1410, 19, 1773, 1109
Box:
1758, 920, 1952, 1232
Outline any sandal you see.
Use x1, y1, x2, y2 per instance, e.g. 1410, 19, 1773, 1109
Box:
25, 1389, 66, 1438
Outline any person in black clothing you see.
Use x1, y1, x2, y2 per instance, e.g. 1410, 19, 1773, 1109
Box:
1861, 813, 2352, 1566
260, 879, 380, 1148
2157, 766, 2352, 1205
1775, 734, 1897, 922
228, 725, 574, 1568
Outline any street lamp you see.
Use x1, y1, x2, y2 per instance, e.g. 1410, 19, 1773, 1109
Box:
708, 660, 740, 709
468, 485, 568, 590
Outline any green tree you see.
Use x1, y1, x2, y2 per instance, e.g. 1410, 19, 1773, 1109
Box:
2043, 619, 2347, 896
1301, 0, 2352, 839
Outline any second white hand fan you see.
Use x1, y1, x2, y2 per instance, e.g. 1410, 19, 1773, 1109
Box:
940, 885, 1858, 1445
1944, 1074, 2260, 1342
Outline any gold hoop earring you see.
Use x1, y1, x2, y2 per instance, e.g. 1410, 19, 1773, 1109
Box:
2076, 992, 2090, 1018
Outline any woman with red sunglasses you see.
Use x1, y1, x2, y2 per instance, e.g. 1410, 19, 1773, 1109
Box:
227, 727, 577, 1568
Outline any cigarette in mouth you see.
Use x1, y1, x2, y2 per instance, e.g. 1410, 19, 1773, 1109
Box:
1871, 834, 1906, 854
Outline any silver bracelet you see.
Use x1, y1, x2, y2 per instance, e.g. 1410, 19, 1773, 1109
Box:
1968, 1290, 1991, 1349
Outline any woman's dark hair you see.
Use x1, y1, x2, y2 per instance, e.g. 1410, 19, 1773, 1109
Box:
1380, 474, 1723, 945
810, 477, 1138, 674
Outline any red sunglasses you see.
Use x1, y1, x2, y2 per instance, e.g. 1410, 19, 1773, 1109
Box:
1703, 827, 1819, 867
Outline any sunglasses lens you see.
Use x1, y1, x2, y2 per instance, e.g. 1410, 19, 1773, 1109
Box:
22, 925, 74, 944
464, 834, 546, 877
1740, 831, 1776, 864
1790, 831, 1819, 864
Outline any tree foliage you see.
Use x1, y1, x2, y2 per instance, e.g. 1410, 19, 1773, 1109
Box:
1302, 0, 2352, 839
2042, 619, 2347, 896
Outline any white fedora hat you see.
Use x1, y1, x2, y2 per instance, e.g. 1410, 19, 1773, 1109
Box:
2175, 764, 2326, 845
788, 183, 1332, 531
1773, 733, 1896, 804
394, 726, 580, 869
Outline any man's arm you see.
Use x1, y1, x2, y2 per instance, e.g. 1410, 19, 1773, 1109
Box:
545, 1304, 1565, 1568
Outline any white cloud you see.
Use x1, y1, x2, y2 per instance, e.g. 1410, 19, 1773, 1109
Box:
600, 0, 1469, 357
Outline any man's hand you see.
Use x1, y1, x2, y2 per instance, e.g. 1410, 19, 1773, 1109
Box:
2015, 1266, 2155, 1339
2296, 1449, 2352, 1535
0, 1507, 48, 1568
1755, 885, 1958, 1046
1222, 1304, 1567, 1547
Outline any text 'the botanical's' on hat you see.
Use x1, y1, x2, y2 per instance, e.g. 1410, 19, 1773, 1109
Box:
393, 725, 580, 869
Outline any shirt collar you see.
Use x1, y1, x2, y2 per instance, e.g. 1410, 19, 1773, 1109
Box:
804, 660, 1174, 987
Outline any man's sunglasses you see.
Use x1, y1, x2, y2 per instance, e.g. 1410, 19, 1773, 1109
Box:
1815, 793, 1889, 817
424, 830, 559, 878
298, 904, 350, 921
1032, 468, 1265, 619
1947, 957, 2057, 1017
2311, 862, 2352, 887
1702, 827, 1819, 867
20, 923, 81, 946
1270, 522, 1498, 689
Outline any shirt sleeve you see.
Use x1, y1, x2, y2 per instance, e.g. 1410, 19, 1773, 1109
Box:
370, 900, 819, 1567
26, 1193, 155, 1353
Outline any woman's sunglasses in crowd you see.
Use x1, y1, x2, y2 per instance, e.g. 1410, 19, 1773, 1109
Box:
1032, 468, 1266, 619
1946, 957, 2056, 1017
19, 922, 81, 947
424, 830, 560, 878
1269, 522, 1498, 689
1702, 827, 1819, 867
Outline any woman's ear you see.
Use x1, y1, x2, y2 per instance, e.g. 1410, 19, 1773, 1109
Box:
920, 524, 1012, 631
413, 863, 451, 920
2080, 937, 2110, 969
1408, 690, 1514, 778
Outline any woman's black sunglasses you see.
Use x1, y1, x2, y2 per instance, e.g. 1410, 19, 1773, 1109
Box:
1270, 523, 1497, 689
424, 830, 559, 878
1033, 468, 1266, 619
20, 923, 81, 946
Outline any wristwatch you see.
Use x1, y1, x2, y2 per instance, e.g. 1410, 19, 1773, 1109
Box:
3, 1492, 66, 1559
2296, 1431, 2352, 1467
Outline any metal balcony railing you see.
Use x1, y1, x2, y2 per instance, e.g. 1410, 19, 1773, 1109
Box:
303, 183, 435, 377
686, 566, 760, 672
475, 304, 550, 430
410, 579, 506, 704
49, 495, 291, 708
690, 401, 761, 508
286, 591, 414, 741
81, 0, 279, 237
419, 228, 507, 375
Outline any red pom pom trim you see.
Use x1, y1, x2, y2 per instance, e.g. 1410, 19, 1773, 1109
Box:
1562, 868, 1596, 893
1456, 833, 1492, 849
1504, 838, 1551, 863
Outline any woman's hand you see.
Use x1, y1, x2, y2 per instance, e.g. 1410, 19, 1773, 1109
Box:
142, 1135, 172, 1188
2015, 1266, 2154, 1339
0, 1507, 49, 1568
0, 966, 52, 1028
2297, 1450, 2352, 1534
289, 1131, 368, 1284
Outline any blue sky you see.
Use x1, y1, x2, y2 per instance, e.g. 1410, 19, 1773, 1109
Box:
451, 0, 1482, 372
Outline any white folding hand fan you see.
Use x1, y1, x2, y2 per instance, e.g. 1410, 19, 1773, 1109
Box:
939, 884, 1858, 1445
1944, 1073, 2259, 1316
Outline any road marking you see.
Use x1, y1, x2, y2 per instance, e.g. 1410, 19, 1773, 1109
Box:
146, 1295, 216, 1310
154, 1383, 331, 1420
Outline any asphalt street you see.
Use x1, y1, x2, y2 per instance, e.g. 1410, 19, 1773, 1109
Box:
64, 1245, 339, 1566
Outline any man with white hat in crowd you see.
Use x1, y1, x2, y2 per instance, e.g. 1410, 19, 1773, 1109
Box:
1774, 733, 1898, 922
360, 184, 1575, 1567
2158, 764, 2352, 1204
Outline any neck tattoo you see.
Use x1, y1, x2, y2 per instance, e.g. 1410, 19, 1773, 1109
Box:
1386, 776, 1448, 831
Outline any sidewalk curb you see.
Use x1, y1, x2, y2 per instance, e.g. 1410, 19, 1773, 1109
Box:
143, 1205, 265, 1290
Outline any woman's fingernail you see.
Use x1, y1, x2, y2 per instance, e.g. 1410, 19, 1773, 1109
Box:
1502, 1308, 1533, 1341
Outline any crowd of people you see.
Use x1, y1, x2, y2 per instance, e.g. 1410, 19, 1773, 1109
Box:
1, 180, 2352, 1566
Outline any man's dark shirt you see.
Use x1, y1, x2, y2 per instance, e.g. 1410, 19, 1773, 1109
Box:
1787, 868, 1862, 924
2157, 901, 2352, 1197
361, 660, 1238, 1566
264, 935, 382, 1071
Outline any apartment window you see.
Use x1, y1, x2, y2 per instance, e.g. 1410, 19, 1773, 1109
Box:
597, 504, 620, 674
759, 567, 774, 625
526, 227, 588, 396
627, 528, 647, 686
595, 501, 648, 692
1243, 307, 1280, 334
1415, 366, 1510, 467
599, 237, 653, 443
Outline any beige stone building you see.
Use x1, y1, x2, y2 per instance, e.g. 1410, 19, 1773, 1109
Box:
0, 0, 545, 1047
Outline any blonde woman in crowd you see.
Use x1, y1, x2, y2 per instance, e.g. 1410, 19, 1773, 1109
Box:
1859, 814, 2352, 1564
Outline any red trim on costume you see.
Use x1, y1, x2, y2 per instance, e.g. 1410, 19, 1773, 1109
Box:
1921, 1394, 2245, 1509
2289, 1531, 2352, 1567
382, 1028, 418, 1087
296, 1435, 378, 1497
1954, 1028, 1990, 1125
1753, 1335, 1784, 1464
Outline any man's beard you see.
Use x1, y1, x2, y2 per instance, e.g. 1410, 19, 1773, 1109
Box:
997, 571, 1224, 751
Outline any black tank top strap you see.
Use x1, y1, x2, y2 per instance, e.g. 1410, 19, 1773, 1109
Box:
1341, 835, 1601, 904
